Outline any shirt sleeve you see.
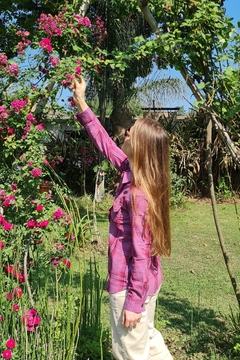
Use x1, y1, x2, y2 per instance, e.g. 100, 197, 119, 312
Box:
124, 190, 151, 313
76, 107, 129, 173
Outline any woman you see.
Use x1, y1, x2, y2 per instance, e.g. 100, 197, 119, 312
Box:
72, 77, 173, 360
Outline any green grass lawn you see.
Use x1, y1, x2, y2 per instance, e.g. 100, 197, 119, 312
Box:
88, 198, 240, 359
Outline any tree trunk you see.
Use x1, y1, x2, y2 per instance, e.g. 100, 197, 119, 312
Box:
206, 119, 240, 309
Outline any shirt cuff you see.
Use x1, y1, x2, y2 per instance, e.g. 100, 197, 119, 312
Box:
124, 296, 146, 313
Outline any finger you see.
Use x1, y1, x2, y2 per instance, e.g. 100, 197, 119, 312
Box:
121, 312, 125, 325
75, 73, 81, 80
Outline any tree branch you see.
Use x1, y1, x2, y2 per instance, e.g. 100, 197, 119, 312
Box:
136, 0, 240, 168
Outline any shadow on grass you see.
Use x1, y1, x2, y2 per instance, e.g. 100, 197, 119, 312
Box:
157, 291, 233, 358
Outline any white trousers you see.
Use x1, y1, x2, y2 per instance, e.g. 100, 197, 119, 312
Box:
109, 289, 173, 360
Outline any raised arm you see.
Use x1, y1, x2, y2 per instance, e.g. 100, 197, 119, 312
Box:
72, 77, 128, 173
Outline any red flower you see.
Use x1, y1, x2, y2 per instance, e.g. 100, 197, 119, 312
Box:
12, 304, 20, 312
38, 220, 49, 228
22, 308, 41, 332
14, 270, 26, 283
2, 195, 15, 207
0, 241, 4, 250
27, 220, 36, 228
39, 38, 52, 52
50, 257, 59, 267
36, 204, 43, 212
63, 259, 71, 269
3, 222, 13, 231
5, 292, 13, 301
2, 349, 12, 359
6, 338, 16, 349
10, 184, 18, 191
5, 265, 14, 274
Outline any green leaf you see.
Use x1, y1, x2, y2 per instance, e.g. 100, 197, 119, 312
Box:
198, 82, 205, 90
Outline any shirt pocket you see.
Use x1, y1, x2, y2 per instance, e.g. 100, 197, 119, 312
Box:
111, 199, 124, 224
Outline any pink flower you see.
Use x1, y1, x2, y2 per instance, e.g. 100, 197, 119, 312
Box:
5, 265, 14, 274
38, 220, 49, 228
61, 80, 71, 88
37, 123, 45, 131
15, 270, 25, 283
42, 158, 49, 165
13, 286, 22, 298
0, 241, 4, 250
0, 53, 8, 67
75, 66, 82, 75
22, 308, 41, 332
31, 168, 42, 178
35, 238, 43, 245
10, 99, 27, 113
16, 30, 31, 54
26, 113, 37, 123
0, 105, 11, 120
61, 74, 74, 88
39, 38, 52, 52
45, 193, 51, 200
7, 127, 15, 135
73, 14, 91, 27
27, 218, 48, 229
63, 259, 71, 268
4, 222, 13, 231
16, 30, 30, 37
37, 13, 66, 37
6, 339, 16, 349
2, 349, 12, 359
2, 195, 15, 207
0, 190, 6, 200
17, 40, 31, 55
6, 292, 13, 301
53, 208, 65, 221
50, 257, 59, 267
27, 220, 36, 228
8, 63, 19, 76
0, 315, 2, 322
36, 204, 43, 212
54, 243, 65, 251
49, 55, 60, 67
10, 184, 18, 191
12, 304, 20, 312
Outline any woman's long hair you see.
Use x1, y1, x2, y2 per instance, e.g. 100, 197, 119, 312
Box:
131, 117, 171, 257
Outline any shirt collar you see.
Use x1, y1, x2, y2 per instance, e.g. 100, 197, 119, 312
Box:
122, 170, 132, 184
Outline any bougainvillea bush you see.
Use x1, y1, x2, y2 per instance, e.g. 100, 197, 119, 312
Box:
0, 4, 110, 359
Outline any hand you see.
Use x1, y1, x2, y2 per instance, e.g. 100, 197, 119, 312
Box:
122, 310, 142, 329
71, 76, 88, 113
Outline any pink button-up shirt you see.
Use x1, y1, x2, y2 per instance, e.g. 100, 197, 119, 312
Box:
77, 107, 162, 313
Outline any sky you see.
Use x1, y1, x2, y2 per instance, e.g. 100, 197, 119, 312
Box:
161, 0, 240, 110
224, 0, 240, 24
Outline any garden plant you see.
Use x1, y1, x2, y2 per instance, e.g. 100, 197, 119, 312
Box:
1, 0, 240, 359
0, 4, 114, 359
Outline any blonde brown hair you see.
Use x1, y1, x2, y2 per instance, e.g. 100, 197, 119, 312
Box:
131, 117, 171, 257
